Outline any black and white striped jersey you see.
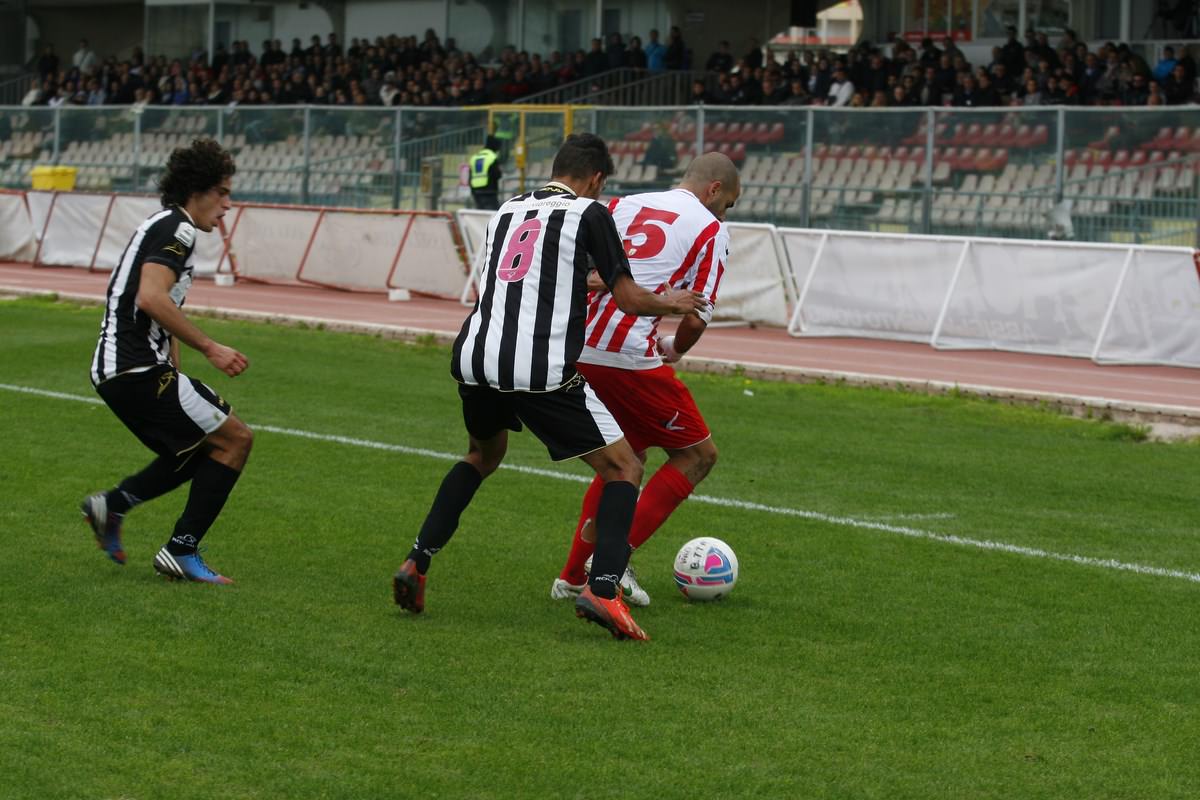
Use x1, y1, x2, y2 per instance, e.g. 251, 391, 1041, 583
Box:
452, 182, 633, 392
90, 206, 197, 385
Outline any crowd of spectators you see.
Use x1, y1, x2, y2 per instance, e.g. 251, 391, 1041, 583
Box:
18, 24, 1200, 111
691, 27, 1199, 108
19, 25, 692, 109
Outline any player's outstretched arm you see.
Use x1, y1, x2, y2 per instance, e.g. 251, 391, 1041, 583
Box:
658, 312, 708, 363
609, 273, 706, 317
136, 262, 249, 377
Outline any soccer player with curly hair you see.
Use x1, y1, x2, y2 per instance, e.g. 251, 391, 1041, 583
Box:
81, 138, 252, 584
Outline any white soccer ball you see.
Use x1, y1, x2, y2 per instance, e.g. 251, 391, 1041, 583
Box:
673, 537, 738, 601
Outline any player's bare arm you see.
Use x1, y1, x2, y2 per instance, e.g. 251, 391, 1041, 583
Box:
136, 261, 248, 377
609, 272, 705, 316
658, 312, 708, 363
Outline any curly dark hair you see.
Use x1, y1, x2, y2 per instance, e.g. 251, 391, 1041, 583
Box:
158, 138, 236, 208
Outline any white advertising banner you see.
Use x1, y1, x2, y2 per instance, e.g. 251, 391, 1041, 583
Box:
1096, 249, 1200, 366
933, 239, 1127, 357
0, 192, 35, 261
781, 229, 965, 341
723, 223, 793, 326
37, 193, 112, 267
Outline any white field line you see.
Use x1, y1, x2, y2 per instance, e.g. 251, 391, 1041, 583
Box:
5, 381, 1199, 585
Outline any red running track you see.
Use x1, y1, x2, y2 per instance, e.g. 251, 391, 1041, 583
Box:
2, 262, 1197, 423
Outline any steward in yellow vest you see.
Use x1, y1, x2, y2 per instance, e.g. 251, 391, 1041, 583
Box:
469, 136, 503, 210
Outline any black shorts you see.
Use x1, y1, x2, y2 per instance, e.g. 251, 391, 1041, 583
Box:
458, 374, 624, 462
95, 364, 232, 458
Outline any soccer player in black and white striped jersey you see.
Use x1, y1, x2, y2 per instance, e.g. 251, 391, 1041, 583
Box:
81, 139, 252, 584
394, 133, 707, 640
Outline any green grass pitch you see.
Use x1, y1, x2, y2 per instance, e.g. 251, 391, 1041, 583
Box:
1, 296, 1198, 799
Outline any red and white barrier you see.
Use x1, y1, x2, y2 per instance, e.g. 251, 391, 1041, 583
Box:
4, 189, 1198, 367
2, 190, 467, 299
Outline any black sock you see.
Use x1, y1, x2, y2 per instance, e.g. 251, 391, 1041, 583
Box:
167, 458, 242, 555
588, 481, 637, 600
107, 453, 201, 514
407, 461, 483, 574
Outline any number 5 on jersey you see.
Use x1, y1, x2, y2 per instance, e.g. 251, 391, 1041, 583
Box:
622, 207, 680, 260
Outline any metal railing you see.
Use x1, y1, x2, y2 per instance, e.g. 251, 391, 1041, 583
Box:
0, 72, 34, 106
2, 103, 1199, 246
517, 68, 711, 107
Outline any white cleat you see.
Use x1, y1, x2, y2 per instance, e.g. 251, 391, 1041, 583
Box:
550, 578, 586, 600
584, 555, 651, 607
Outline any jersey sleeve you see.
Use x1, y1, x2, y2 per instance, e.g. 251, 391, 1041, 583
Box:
688, 225, 729, 325
141, 215, 196, 277
580, 200, 633, 288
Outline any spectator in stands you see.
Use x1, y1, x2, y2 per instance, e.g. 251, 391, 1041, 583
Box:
932, 52, 958, 101
37, 44, 59, 80
21, 76, 43, 106
73, 39, 97, 75
1019, 77, 1042, 105
606, 33, 627, 70
665, 26, 687, 70
808, 56, 832, 99
325, 33, 343, 59
726, 72, 751, 104
782, 79, 810, 105
760, 75, 788, 105
688, 78, 715, 104
1164, 63, 1193, 104
826, 65, 854, 106
1155, 45, 1180, 83
1078, 51, 1103, 102
1043, 75, 1067, 104
626, 36, 647, 69
583, 38, 607, 76
743, 37, 763, 71
918, 37, 942, 68
501, 66, 532, 100
1122, 72, 1151, 105
645, 29, 666, 72
643, 123, 676, 172
952, 74, 984, 106
85, 77, 106, 105
706, 41, 734, 74
420, 28, 444, 60
988, 61, 1015, 100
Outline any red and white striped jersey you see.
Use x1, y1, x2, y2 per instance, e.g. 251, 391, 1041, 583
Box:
578, 188, 729, 370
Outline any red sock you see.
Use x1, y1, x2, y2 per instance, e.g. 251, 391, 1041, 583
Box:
559, 474, 605, 584
628, 464, 694, 550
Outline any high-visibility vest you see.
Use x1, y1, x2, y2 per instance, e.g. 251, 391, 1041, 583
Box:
469, 148, 498, 189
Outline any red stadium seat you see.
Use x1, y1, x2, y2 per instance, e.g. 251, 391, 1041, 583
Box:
1141, 127, 1173, 151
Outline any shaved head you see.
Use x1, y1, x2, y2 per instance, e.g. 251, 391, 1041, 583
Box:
679, 152, 741, 221
681, 152, 740, 190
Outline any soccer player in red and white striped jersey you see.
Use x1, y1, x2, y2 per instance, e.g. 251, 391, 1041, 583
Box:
552, 152, 741, 605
